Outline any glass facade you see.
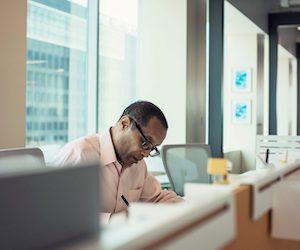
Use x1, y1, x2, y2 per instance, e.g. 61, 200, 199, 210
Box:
26, 0, 138, 145
26, 0, 89, 146
98, 8, 138, 130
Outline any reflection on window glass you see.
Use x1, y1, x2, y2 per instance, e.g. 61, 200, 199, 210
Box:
99, 0, 138, 129
26, 0, 90, 146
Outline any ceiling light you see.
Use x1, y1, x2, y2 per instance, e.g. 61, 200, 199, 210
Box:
26, 60, 47, 65
55, 68, 64, 73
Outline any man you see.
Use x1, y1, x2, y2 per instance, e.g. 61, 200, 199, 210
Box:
53, 101, 182, 214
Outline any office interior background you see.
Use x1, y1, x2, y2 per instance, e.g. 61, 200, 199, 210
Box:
0, 0, 300, 250
1, 0, 300, 174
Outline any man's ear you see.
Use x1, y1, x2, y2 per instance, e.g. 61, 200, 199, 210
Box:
119, 116, 131, 130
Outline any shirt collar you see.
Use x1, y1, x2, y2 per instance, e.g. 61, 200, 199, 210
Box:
99, 128, 119, 166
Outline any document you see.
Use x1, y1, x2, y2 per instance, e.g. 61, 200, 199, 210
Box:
272, 171, 300, 240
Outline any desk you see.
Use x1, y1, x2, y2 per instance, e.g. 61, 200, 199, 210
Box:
223, 186, 300, 250
57, 168, 300, 250
58, 187, 235, 250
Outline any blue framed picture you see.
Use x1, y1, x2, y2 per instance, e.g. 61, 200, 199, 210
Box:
232, 68, 252, 92
232, 99, 251, 124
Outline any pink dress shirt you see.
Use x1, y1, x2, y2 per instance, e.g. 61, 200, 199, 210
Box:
52, 130, 182, 214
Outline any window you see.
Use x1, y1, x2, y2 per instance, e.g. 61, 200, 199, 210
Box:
26, 0, 97, 146
26, 0, 184, 146
98, 0, 138, 129
98, 1, 187, 145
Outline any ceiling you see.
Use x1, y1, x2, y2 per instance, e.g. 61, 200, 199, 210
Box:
268, 0, 300, 12
224, 1, 265, 35
227, 0, 300, 56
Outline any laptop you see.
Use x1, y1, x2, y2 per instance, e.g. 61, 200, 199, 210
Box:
0, 147, 46, 174
0, 163, 100, 249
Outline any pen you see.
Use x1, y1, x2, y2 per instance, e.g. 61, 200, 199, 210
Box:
121, 195, 129, 207
265, 149, 269, 164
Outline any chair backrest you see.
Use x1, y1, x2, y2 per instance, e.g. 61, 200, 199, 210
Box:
162, 144, 212, 196
0, 147, 45, 174
39, 144, 61, 165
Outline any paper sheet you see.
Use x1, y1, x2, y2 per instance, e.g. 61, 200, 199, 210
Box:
272, 172, 300, 240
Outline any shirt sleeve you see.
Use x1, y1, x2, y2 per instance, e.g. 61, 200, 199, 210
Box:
139, 163, 183, 203
51, 141, 99, 167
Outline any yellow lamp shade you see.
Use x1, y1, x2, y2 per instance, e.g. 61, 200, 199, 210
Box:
207, 158, 228, 175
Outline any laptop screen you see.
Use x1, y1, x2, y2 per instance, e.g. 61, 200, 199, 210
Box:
0, 163, 100, 249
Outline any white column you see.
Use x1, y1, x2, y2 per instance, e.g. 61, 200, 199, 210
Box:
277, 46, 297, 136
137, 0, 187, 144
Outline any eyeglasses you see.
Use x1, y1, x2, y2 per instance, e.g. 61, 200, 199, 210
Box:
131, 119, 160, 157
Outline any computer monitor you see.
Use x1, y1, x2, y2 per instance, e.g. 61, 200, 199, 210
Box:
0, 163, 100, 249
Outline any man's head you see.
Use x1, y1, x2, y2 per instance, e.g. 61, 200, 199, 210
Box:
111, 101, 168, 167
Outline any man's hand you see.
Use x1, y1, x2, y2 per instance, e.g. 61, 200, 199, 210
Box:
153, 189, 182, 203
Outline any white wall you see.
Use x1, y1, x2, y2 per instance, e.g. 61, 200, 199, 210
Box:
137, 0, 187, 144
291, 58, 297, 135
276, 45, 297, 136
223, 4, 298, 173
223, 2, 269, 172
223, 34, 257, 172
0, 0, 27, 149
263, 37, 270, 135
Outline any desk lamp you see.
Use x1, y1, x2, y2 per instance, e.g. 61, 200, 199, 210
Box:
207, 158, 229, 185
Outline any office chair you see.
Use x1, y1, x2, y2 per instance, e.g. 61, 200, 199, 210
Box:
0, 147, 45, 174
161, 144, 212, 196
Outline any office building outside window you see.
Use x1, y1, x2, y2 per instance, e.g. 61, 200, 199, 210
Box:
26, 0, 91, 146
26, 0, 138, 146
